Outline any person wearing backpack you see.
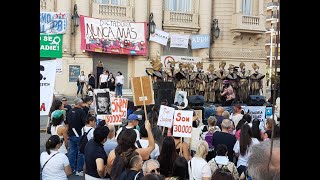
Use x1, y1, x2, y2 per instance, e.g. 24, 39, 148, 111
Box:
79, 116, 97, 156
115, 114, 141, 141
208, 144, 239, 180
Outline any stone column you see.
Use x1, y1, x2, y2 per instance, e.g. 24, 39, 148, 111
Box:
56, 0, 71, 55
149, 0, 163, 59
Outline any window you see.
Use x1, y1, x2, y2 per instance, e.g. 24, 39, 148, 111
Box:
241, 0, 251, 15
95, 0, 126, 6
165, 0, 191, 13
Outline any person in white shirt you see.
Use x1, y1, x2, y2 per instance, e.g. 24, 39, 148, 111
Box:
230, 104, 243, 127
40, 135, 72, 180
99, 70, 109, 89
115, 114, 141, 141
81, 116, 96, 141
77, 71, 86, 97
188, 140, 211, 180
233, 124, 260, 176
135, 125, 160, 159
115, 71, 124, 97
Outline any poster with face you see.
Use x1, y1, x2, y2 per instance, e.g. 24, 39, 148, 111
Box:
94, 89, 111, 115
174, 91, 188, 108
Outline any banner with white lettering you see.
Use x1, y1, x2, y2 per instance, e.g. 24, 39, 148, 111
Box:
157, 105, 175, 128
172, 110, 193, 138
161, 55, 202, 71
170, 34, 190, 48
191, 34, 210, 49
40, 60, 57, 116
105, 98, 128, 125
149, 29, 169, 46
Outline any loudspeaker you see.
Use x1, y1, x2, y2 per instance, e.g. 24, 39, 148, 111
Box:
187, 95, 205, 106
153, 82, 175, 106
248, 95, 266, 106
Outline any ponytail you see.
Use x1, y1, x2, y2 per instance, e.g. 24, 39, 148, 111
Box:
45, 135, 60, 155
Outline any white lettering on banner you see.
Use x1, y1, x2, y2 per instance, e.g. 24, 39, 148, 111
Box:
158, 105, 175, 128
172, 110, 193, 138
40, 60, 57, 116
243, 106, 266, 129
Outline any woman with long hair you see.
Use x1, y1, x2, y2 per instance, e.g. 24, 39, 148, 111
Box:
47, 99, 64, 134
157, 136, 178, 177
108, 72, 116, 92
50, 110, 68, 154
40, 135, 72, 180
251, 120, 263, 141
233, 124, 260, 176
119, 150, 144, 180
173, 136, 190, 161
108, 121, 155, 180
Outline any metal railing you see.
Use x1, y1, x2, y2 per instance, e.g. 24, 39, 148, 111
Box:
92, 1, 133, 20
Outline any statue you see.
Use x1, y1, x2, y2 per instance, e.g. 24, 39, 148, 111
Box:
226, 64, 239, 102
175, 63, 188, 91
146, 55, 163, 82
249, 63, 265, 95
214, 61, 228, 103
237, 62, 250, 103
186, 64, 196, 96
195, 62, 206, 96
205, 63, 217, 103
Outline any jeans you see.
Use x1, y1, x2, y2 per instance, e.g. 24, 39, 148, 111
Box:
68, 136, 84, 172
116, 84, 123, 97
77, 83, 85, 95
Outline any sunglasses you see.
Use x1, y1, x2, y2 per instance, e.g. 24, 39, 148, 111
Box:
149, 168, 160, 174
61, 99, 67, 101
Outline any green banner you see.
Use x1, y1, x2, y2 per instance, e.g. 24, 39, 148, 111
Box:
40, 34, 63, 58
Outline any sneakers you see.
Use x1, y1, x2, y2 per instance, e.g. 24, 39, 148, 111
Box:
76, 171, 83, 176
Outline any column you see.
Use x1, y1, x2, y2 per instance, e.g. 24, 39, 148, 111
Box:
75, 0, 89, 54
56, 0, 71, 55
149, 0, 163, 59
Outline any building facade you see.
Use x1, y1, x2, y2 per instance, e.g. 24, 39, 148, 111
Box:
41, 0, 267, 96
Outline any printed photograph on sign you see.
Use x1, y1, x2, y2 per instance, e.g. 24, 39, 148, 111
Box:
158, 105, 175, 128
172, 110, 193, 138
69, 65, 80, 82
94, 89, 111, 115
174, 91, 188, 109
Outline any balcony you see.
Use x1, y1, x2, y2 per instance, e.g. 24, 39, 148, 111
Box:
231, 13, 266, 34
265, 39, 280, 47
91, 1, 133, 21
267, 2, 279, 11
40, 0, 54, 12
266, 14, 279, 23
163, 11, 200, 33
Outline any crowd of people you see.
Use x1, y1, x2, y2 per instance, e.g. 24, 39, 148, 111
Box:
41, 96, 280, 180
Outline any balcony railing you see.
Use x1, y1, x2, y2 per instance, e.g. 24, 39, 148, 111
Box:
92, 1, 133, 20
267, 14, 279, 19
163, 10, 200, 32
267, 2, 279, 7
231, 13, 265, 33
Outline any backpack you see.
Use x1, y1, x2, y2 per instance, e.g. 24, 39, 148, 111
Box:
79, 128, 93, 154
205, 126, 214, 149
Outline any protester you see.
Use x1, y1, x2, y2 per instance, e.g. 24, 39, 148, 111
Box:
192, 110, 201, 128
88, 72, 95, 89
96, 61, 104, 87
222, 111, 230, 120
215, 106, 225, 129
104, 124, 118, 156
99, 70, 109, 89
142, 159, 161, 176
84, 126, 110, 179
171, 156, 189, 180
212, 119, 237, 162
87, 85, 94, 97
157, 136, 178, 177
40, 135, 72, 180
77, 71, 86, 97
265, 118, 280, 138
230, 104, 243, 127
65, 98, 87, 176
108, 121, 155, 179
208, 144, 239, 180
47, 99, 65, 134
251, 120, 263, 141
50, 110, 68, 154
136, 125, 160, 159
107, 72, 116, 91
61, 97, 72, 113
115, 114, 141, 141
119, 150, 144, 180
133, 105, 145, 128
115, 71, 124, 97
220, 80, 235, 106
247, 139, 280, 180
173, 136, 190, 161
81, 116, 96, 142
233, 124, 260, 176
234, 119, 246, 140
188, 140, 211, 180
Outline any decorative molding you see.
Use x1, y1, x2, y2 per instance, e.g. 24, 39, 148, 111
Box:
254, 34, 263, 46
232, 32, 242, 44
211, 50, 266, 60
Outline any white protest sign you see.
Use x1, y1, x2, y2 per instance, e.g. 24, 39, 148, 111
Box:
157, 105, 175, 128
105, 98, 128, 125
172, 110, 193, 138
189, 127, 201, 151
40, 60, 57, 116
243, 106, 266, 129
149, 29, 169, 46
170, 34, 190, 48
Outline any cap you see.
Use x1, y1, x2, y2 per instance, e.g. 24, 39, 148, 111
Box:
74, 98, 83, 105
128, 114, 140, 121
52, 110, 64, 119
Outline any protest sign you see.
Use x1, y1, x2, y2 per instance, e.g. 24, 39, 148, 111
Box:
158, 105, 175, 128
131, 76, 155, 106
172, 110, 193, 138
105, 98, 128, 125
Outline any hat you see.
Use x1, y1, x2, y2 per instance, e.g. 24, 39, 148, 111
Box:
52, 110, 64, 119
74, 98, 83, 105
128, 114, 140, 121
223, 80, 229, 84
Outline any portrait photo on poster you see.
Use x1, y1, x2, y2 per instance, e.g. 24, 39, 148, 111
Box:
95, 91, 111, 115
174, 91, 188, 108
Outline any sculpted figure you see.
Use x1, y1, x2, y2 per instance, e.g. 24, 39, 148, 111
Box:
249, 63, 265, 95
237, 62, 250, 103
214, 61, 228, 103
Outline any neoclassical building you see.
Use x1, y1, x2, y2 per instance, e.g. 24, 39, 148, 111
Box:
40, 0, 267, 96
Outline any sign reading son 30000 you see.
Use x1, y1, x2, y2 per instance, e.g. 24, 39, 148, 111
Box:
172, 110, 193, 138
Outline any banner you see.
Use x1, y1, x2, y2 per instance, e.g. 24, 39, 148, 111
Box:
172, 110, 193, 138
40, 60, 57, 116
158, 105, 175, 128
105, 98, 128, 125
149, 29, 169, 46
170, 34, 190, 48
94, 89, 112, 116
40, 12, 68, 34
56, 58, 62, 74
191, 34, 210, 49
161, 55, 202, 70
40, 34, 63, 58
80, 16, 147, 55
243, 106, 266, 129
131, 76, 155, 106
